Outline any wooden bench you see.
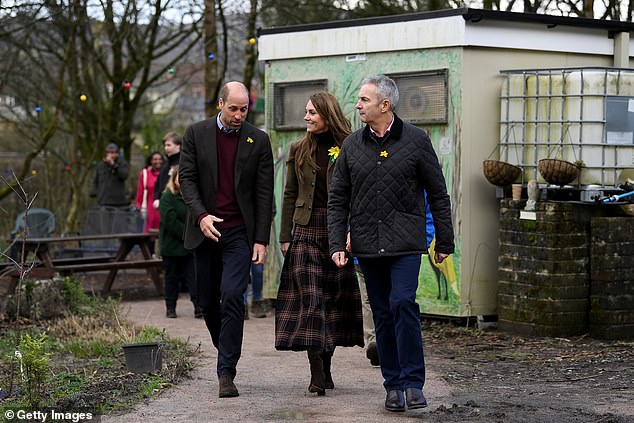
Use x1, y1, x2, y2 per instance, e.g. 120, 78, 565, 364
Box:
0, 258, 163, 296
2, 233, 164, 296
54, 258, 162, 273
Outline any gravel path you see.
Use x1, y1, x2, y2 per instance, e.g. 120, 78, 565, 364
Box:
101, 297, 454, 422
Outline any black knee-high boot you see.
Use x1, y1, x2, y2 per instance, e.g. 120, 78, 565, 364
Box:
323, 350, 334, 389
307, 348, 325, 396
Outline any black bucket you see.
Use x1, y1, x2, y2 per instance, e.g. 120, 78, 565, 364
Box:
122, 342, 163, 373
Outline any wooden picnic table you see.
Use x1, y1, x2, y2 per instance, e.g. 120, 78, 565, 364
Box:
3, 233, 163, 295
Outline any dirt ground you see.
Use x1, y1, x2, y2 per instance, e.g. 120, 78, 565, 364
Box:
97, 280, 634, 423
424, 323, 634, 423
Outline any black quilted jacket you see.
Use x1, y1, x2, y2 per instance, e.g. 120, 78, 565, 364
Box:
328, 114, 455, 258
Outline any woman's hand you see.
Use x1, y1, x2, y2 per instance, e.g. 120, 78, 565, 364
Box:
331, 251, 348, 268
280, 242, 290, 257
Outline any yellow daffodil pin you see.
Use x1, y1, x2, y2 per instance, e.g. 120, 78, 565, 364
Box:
247, 137, 254, 143
380, 150, 388, 158
328, 146, 340, 162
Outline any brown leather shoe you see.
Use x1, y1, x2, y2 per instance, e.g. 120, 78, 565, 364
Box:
218, 375, 239, 398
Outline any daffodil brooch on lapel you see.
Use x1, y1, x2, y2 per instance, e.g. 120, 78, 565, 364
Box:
328, 146, 340, 162
380, 150, 388, 158
247, 137, 254, 143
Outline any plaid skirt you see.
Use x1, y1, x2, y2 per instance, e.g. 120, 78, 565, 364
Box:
275, 208, 363, 352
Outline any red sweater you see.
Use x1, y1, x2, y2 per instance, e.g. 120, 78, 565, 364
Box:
135, 166, 160, 231
214, 128, 245, 229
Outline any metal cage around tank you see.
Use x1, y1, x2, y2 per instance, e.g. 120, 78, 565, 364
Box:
499, 67, 634, 188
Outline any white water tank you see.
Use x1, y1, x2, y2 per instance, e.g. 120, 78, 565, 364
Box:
500, 69, 634, 187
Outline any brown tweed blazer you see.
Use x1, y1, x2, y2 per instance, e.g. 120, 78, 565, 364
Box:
279, 141, 335, 244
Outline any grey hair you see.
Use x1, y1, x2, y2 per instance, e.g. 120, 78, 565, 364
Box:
361, 75, 399, 111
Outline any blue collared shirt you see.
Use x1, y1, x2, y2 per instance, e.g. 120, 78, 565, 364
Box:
217, 113, 238, 133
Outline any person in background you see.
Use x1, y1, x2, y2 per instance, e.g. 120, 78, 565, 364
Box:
136, 151, 163, 234
179, 81, 274, 399
159, 165, 200, 319
328, 75, 454, 412
244, 263, 266, 320
90, 143, 130, 208
355, 264, 379, 366
276, 91, 363, 397
244, 200, 276, 320
153, 132, 183, 210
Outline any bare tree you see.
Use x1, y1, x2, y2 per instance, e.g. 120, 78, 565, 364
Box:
243, 0, 258, 95
0, 0, 203, 230
204, 0, 219, 117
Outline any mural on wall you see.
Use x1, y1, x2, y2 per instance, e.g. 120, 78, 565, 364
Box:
264, 49, 463, 316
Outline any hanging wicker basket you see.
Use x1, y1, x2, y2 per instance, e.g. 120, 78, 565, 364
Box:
538, 158, 580, 186
483, 160, 521, 186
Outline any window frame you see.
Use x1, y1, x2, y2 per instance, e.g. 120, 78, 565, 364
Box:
273, 79, 328, 130
386, 69, 449, 125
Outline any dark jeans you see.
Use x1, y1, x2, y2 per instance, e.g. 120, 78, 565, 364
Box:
163, 254, 196, 310
358, 255, 425, 392
244, 262, 264, 303
194, 226, 251, 378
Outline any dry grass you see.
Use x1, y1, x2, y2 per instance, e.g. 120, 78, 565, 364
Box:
0, 278, 197, 414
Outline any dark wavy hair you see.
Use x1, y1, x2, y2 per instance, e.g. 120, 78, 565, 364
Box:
145, 151, 163, 168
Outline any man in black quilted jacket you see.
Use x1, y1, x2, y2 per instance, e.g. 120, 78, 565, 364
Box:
328, 75, 454, 413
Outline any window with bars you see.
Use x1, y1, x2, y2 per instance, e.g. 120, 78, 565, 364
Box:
273, 80, 328, 129
388, 70, 448, 124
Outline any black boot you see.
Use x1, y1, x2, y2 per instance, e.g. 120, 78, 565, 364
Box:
323, 350, 334, 389
307, 348, 325, 396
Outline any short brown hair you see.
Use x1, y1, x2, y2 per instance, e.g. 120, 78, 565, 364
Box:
162, 131, 182, 146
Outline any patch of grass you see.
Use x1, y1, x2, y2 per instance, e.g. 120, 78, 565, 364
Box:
89, 339, 119, 358
493, 352, 529, 360
60, 277, 92, 311
62, 340, 92, 359
96, 357, 116, 369
134, 326, 165, 344
1, 279, 197, 415
49, 372, 87, 401
138, 374, 168, 397
0, 331, 18, 356
61, 338, 119, 360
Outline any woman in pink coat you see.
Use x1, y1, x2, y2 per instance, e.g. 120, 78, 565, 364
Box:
135, 151, 164, 234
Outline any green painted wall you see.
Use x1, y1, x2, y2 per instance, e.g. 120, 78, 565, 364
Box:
263, 48, 463, 316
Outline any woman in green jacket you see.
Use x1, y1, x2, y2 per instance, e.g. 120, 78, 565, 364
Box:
276, 91, 363, 396
159, 166, 200, 318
